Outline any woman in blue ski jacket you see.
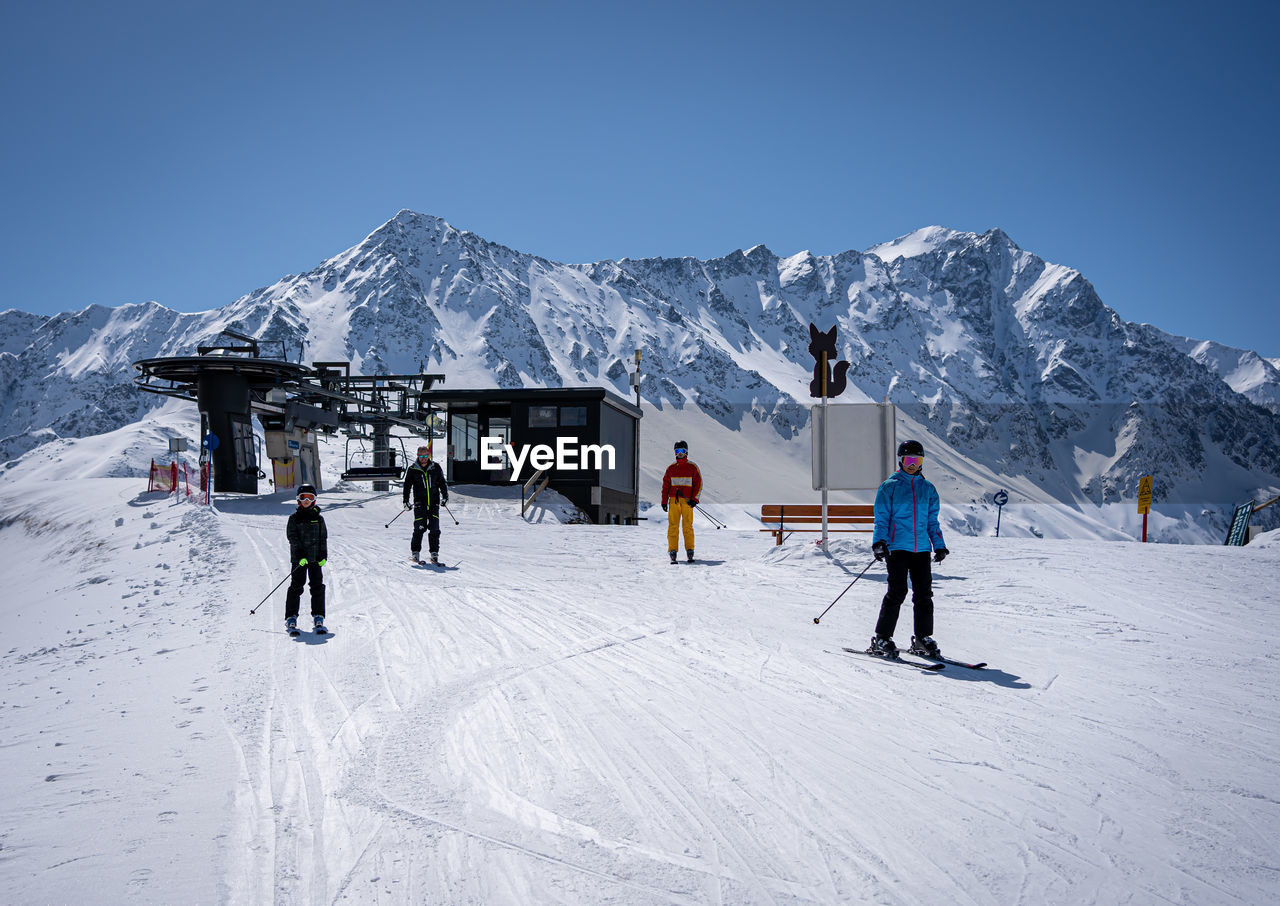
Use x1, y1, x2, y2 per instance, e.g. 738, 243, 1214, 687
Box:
867, 440, 950, 660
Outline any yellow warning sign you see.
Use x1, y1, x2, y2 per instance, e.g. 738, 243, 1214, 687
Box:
1138, 475, 1154, 514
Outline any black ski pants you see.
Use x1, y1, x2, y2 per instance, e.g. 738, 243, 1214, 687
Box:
285, 562, 325, 620
874, 550, 933, 641
411, 505, 441, 555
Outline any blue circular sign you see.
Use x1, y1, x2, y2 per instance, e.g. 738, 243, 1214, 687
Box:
202, 432, 220, 451
993, 490, 1009, 507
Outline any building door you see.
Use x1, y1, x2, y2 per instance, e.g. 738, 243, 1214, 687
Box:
448, 410, 480, 483
483, 416, 513, 481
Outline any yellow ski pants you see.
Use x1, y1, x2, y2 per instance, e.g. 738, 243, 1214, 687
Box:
667, 498, 695, 553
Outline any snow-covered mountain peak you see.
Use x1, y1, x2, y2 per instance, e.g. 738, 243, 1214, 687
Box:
866, 225, 973, 261
777, 249, 816, 276
1165, 333, 1280, 414
354, 209, 464, 258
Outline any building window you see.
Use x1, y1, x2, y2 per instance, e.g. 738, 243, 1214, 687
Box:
560, 406, 587, 427
529, 406, 558, 427
451, 411, 480, 461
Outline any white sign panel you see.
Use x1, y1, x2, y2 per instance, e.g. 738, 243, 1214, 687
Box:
812, 403, 896, 490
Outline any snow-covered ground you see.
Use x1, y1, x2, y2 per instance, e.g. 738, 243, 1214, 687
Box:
3, 454, 1278, 903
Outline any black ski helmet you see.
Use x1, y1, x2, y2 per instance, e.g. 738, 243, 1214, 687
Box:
297, 483, 317, 499
897, 440, 924, 459
674, 439, 689, 453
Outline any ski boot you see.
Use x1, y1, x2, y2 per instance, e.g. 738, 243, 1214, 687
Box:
867, 636, 897, 658
410, 550, 421, 564
285, 616, 299, 637
429, 552, 439, 566
909, 636, 940, 658
669, 550, 678, 565
313, 615, 328, 635
686, 549, 695, 563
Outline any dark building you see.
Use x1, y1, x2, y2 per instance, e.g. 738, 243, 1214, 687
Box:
133, 350, 316, 494
421, 387, 642, 524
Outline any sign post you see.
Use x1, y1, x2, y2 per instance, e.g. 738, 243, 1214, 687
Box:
201, 433, 220, 505
820, 353, 829, 547
631, 348, 642, 525
992, 489, 1008, 537
1137, 475, 1154, 542
807, 323, 850, 550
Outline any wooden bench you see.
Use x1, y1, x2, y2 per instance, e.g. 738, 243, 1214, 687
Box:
760, 504, 874, 545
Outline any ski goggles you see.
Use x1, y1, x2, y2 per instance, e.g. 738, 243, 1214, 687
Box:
674, 447, 688, 456
298, 493, 316, 503
901, 455, 924, 469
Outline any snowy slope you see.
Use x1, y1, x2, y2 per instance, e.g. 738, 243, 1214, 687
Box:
3, 443, 1278, 904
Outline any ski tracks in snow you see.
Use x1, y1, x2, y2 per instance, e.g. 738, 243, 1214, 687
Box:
219, 496, 869, 903
206, 495, 1280, 904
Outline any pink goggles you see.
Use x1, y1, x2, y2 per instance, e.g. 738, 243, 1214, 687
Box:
901, 455, 924, 469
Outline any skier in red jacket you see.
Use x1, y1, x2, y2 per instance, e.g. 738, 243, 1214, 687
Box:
661, 439, 702, 563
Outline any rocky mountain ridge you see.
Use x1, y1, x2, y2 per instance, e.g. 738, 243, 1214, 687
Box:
3, 211, 1277, 513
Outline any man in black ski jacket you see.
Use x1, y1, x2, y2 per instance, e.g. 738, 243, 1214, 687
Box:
285, 484, 328, 633
403, 443, 448, 565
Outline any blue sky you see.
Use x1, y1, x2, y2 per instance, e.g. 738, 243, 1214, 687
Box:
2, 0, 1277, 356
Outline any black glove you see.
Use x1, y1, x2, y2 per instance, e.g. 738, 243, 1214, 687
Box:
872, 541, 888, 561
661, 502, 668, 513
933, 548, 949, 563
403, 501, 412, 510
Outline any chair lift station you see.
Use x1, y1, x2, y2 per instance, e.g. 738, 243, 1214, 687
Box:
133, 330, 444, 494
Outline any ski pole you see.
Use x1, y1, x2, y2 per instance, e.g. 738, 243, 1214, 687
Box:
812, 557, 877, 625
250, 564, 302, 615
385, 505, 410, 529
442, 501, 459, 525
695, 504, 725, 529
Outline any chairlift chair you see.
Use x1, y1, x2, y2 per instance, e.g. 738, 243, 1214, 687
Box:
339, 434, 410, 482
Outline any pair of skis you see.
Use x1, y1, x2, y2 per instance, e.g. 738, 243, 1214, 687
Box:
840, 647, 987, 672
288, 622, 328, 638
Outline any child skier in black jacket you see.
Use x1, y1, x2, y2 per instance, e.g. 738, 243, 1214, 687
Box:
285, 484, 328, 635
